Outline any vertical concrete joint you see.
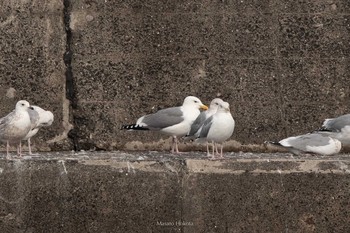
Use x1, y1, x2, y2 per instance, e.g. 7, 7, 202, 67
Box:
63, 0, 76, 109
63, 0, 79, 150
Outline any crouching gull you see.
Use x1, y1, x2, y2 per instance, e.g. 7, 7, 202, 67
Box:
23, 106, 54, 154
196, 101, 235, 159
314, 114, 350, 146
121, 96, 208, 153
266, 133, 341, 156
0, 100, 32, 158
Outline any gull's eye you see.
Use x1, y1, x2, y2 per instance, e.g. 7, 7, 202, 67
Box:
194, 100, 198, 103
21, 103, 25, 106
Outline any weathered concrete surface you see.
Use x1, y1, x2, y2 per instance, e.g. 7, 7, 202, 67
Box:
0, 151, 350, 232
0, 0, 350, 152
0, 0, 72, 151
68, 0, 350, 151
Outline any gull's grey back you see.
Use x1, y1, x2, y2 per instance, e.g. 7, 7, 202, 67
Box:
323, 114, 350, 132
188, 112, 206, 136
198, 116, 214, 138
141, 107, 184, 130
287, 134, 332, 150
0, 110, 15, 132
28, 108, 40, 129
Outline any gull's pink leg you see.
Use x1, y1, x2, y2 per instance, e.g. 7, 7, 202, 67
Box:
171, 137, 175, 153
206, 142, 211, 157
17, 141, 22, 157
28, 138, 32, 155
211, 142, 215, 159
219, 144, 224, 159
215, 144, 220, 156
174, 136, 180, 153
6, 141, 10, 159
171, 136, 183, 154
171, 136, 177, 153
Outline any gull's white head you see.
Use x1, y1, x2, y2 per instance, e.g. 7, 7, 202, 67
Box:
41, 111, 54, 126
209, 98, 224, 112
32, 106, 54, 126
218, 101, 231, 113
16, 100, 31, 112
183, 96, 208, 110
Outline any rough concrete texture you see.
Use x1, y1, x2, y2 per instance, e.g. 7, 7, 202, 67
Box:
0, 0, 72, 152
0, 0, 350, 152
68, 0, 350, 152
1, 152, 350, 232
1, 1, 350, 232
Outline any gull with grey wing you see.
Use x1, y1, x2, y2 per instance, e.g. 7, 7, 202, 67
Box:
0, 100, 32, 158
23, 106, 54, 154
196, 101, 235, 159
266, 133, 341, 156
122, 96, 208, 153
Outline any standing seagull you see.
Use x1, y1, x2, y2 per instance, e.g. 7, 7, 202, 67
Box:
23, 106, 54, 155
121, 96, 208, 153
0, 100, 32, 158
185, 98, 224, 154
186, 98, 224, 140
314, 114, 350, 146
196, 101, 235, 159
265, 133, 341, 156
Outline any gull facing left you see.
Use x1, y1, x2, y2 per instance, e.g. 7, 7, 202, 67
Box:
196, 101, 235, 159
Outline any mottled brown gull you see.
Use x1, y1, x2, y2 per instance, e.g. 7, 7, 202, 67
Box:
0, 100, 32, 158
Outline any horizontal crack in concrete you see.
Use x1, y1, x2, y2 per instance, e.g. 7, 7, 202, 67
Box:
75, 157, 350, 174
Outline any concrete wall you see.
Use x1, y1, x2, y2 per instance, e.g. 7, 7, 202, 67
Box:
0, 1, 70, 151
1, 2, 350, 231
1, 152, 350, 232
0, 0, 350, 152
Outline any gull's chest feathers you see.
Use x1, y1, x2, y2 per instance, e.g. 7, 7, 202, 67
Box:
3, 111, 32, 139
181, 106, 200, 123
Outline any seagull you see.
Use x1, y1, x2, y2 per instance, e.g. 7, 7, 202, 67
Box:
23, 106, 54, 155
185, 98, 224, 154
319, 114, 350, 132
314, 114, 350, 146
186, 98, 224, 140
265, 133, 342, 156
196, 101, 235, 159
0, 100, 32, 158
121, 96, 208, 153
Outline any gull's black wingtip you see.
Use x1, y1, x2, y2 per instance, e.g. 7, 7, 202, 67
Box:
120, 124, 149, 131
264, 141, 281, 146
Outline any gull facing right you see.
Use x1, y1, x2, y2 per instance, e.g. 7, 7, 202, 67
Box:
122, 96, 208, 153
0, 100, 32, 158
266, 133, 341, 156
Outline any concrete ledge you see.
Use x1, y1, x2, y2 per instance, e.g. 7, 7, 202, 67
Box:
0, 152, 350, 232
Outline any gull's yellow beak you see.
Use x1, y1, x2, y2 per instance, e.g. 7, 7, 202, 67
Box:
200, 105, 208, 110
